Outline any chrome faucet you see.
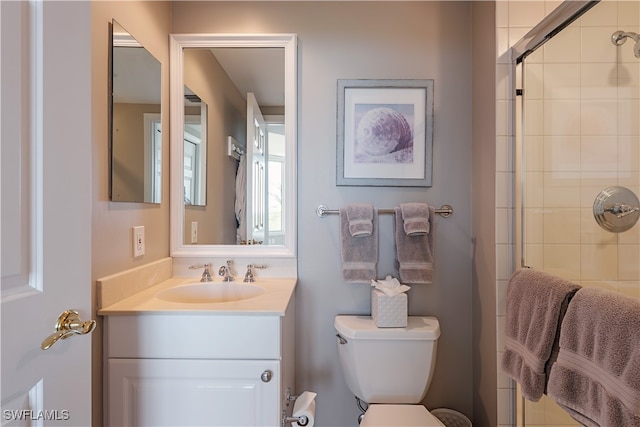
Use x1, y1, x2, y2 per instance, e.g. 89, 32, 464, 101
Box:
244, 264, 267, 282
218, 260, 235, 282
189, 263, 213, 282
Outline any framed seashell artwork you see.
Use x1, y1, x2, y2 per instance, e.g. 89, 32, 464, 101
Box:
336, 79, 433, 187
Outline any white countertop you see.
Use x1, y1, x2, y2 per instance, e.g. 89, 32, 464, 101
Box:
98, 276, 297, 316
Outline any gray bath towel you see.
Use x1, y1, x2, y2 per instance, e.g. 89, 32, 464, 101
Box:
547, 287, 640, 427
501, 268, 581, 402
346, 203, 374, 237
340, 206, 378, 283
400, 203, 430, 235
394, 205, 433, 284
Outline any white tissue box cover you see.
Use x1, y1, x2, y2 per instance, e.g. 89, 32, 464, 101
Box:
371, 289, 407, 327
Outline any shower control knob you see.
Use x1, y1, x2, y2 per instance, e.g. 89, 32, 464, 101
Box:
261, 369, 273, 383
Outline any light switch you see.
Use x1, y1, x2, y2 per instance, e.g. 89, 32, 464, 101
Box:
133, 226, 145, 257
191, 222, 198, 243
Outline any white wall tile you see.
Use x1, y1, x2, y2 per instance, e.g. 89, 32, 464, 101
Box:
581, 136, 618, 172
508, 1, 546, 28
580, 99, 618, 136
581, 0, 618, 26
543, 171, 581, 208
618, 1, 640, 27
496, 136, 514, 173
544, 27, 581, 63
544, 63, 581, 99
581, 244, 619, 281
581, 26, 619, 64
544, 99, 581, 136
543, 244, 581, 280
618, 98, 640, 135
543, 136, 581, 172
581, 63, 618, 99
543, 208, 581, 244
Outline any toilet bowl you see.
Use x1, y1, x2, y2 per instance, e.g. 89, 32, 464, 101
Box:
360, 404, 444, 427
334, 315, 443, 426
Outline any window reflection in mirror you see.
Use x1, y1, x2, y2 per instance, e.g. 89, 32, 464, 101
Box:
110, 20, 162, 203
183, 86, 207, 206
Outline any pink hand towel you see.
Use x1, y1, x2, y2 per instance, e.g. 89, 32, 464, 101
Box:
547, 288, 640, 427
501, 268, 581, 401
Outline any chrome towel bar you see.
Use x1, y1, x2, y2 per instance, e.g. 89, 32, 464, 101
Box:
316, 204, 453, 218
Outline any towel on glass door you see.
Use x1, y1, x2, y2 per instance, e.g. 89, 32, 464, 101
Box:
547, 287, 640, 427
501, 268, 580, 402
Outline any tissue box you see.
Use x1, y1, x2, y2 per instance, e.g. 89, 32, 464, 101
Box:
371, 289, 407, 327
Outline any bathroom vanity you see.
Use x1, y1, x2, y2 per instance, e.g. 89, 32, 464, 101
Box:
99, 274, 296, 427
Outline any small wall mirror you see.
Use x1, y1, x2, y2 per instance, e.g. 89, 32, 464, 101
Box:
170, 34, 297, 258
110, 20, 162, 203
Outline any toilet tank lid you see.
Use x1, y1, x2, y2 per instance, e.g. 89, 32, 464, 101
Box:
335, 315, 440, 340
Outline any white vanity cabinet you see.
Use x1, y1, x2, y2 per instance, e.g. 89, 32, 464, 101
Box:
103, 306, 295, 427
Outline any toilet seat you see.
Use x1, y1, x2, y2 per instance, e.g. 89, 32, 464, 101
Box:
360, 404, 445, 427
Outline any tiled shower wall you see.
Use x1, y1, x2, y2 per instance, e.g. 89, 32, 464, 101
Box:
495, 1, 640, 426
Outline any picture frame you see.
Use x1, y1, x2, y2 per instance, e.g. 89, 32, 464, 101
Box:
336, 79, 433, 187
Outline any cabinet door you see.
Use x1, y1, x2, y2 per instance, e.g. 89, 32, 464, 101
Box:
108, 359, 280, 426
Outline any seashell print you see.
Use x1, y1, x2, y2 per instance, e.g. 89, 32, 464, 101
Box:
355, 107, 413, 163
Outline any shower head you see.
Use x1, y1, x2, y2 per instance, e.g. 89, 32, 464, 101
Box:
612, 30, 640, 58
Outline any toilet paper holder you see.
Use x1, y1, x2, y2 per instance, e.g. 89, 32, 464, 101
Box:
281, 388, 310, 426
285, 388, 298, 405
282, 412, 309, 427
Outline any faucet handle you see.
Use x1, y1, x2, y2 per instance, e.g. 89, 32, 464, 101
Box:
189, 263, 213, 282
218, 260, 236, 282
244, 264, 267, 282
189, 263, 212, 269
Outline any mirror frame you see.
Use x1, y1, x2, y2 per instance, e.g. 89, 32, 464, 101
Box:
169, 33, 297, 258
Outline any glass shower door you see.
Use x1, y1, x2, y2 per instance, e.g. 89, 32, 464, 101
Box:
517, 1, 640, 425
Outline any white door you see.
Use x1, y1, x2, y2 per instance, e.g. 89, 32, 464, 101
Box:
246, 93, 267, 244
1, 2, 93, 425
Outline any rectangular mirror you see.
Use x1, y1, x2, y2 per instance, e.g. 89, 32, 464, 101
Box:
170, 34, 297, 258
110, 19, 162, 203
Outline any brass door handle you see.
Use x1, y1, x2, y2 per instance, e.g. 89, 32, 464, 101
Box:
41, 309, 96, 350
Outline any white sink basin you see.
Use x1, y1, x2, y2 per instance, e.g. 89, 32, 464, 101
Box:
156, 283, 264, 303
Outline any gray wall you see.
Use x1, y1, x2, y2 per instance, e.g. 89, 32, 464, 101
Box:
471, 2, 498, 427
173, 2, 475, 426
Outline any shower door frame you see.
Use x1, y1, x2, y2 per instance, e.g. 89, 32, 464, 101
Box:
510, 1, 600, 426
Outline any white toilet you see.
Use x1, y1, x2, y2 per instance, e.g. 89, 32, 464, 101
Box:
334, 315, 445, 426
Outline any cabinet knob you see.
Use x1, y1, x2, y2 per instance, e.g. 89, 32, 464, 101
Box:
261, 369, 273, 382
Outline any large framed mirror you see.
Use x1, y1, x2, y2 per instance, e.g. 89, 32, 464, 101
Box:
169, 34, 297, 258
110, 20, 162, 203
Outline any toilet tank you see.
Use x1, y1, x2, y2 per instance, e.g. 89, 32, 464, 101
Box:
334, 315, 440, 404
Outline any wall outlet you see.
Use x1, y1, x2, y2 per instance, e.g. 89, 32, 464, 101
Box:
191, 221, 198, 244
133, 226, 145, 257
